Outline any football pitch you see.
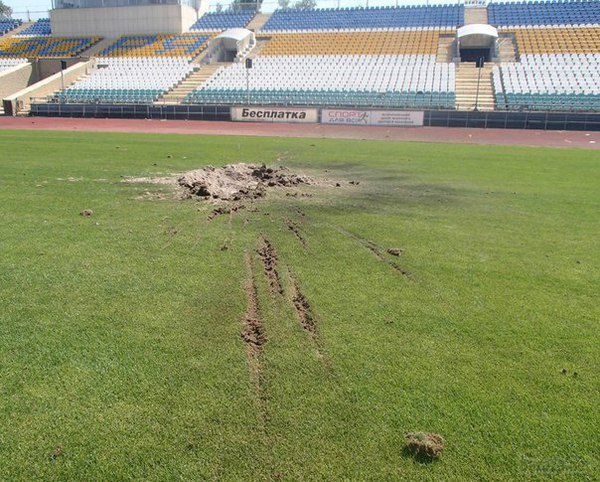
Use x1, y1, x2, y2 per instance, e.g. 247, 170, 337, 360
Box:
0, 130, 598, 480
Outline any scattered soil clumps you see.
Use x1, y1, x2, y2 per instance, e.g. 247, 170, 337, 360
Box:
404, 432, 445, 460
178, 163, 316, 201
208, 204, 245, 221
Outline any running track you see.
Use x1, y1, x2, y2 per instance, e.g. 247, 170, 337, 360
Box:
1, 117, 598, 149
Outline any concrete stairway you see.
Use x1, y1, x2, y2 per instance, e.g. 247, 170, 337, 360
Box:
81, 38, 115, 58
436, 36, 455, 62
246, 13, 271, 32
157, 63, 224, 104
455, 63, 495, 111
497, 36, 518, 62
464, 7, 488, 24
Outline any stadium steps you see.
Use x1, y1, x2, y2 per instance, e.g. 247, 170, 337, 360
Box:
0, 22, 33, 40
82, 38, 116, 58
464, 7, 488, 24
436, 35, 455, 62
157, 63, 225, 104
496, 35, 518, 63
455, 63, 495, 111
247, 13, 271, 32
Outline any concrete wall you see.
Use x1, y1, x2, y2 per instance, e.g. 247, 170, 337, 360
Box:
0, 63, 36, 100
3, 60, 94, 115
50, 4, 207, 37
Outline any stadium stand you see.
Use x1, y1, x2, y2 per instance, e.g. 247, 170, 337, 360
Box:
494, 54, 600, 111
190, 12, 255, 31
508, 27, 600, 54
0, 36, 101, 58
57, 57, 195, 104
17, 0, 599, 119
260, 31, 450, 56
15, 18, 52, 37
99, 34, 212, 58
0, 58, 28, 73
488, 0, 600, 27
186, 11, 458, 110
0, 19, 22, 36
55, 34, 213, 103
186, 55, 455, 109
260, 5, 464, 32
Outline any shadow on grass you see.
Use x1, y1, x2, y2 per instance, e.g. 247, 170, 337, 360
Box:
401, 446, 440, 465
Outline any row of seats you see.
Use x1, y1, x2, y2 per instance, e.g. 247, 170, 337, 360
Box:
508, 27, 600, 54
190, 11, 254, 31
58, 57, 194, 104
493, 54, 600, 111
261, 31, 450, 56
0, 19, 22, 36
489, 0, 600, 27
15, 18, 51, 37
187, 54, 455, 109
100, 34, 212, 58
0, 58, 28, 73
261, 5, 464, 32
0, 36, 101, 58
186, 89, 455, 110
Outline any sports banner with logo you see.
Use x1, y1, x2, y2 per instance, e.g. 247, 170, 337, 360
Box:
321, 109, 424, 127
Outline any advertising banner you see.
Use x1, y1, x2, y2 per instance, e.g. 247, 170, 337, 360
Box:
321, 109, 424, 127
232, 107, 318, 123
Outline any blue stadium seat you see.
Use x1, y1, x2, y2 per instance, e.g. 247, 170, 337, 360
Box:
190, 12, 255, 31
261, 5, 464, 32
16, 18, 51, 37
489, 0, 600, 27
0, 19, 22, 36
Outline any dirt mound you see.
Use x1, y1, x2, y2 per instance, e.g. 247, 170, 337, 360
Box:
404, 432, 445, 459
177, 163, 316, 201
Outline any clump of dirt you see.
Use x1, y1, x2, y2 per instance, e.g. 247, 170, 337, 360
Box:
208, 204, 245, 221
50, 446, 63, 460
404, 432, 445, 460
178, 164, 317, 201
80, 209, 93, 217
387, 248, 403, 257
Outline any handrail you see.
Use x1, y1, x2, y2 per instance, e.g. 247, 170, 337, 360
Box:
474, 60, 482, 112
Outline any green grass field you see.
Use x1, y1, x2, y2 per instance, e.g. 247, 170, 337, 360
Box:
1, 130, 598, 480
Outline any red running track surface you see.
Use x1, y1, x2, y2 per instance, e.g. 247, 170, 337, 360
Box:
0, 116, 598, 149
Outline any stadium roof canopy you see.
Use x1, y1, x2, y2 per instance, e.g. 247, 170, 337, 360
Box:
457, 24, 498, 48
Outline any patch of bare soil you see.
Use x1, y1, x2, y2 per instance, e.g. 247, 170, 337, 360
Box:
178, 164, 318, 201
242, 252, 268, 420
291, 279, 316, 336
404, 432, 445, 460
257, 237, 283, 295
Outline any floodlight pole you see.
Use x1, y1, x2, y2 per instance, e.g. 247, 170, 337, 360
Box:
246, 66, 249, 105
